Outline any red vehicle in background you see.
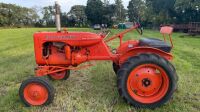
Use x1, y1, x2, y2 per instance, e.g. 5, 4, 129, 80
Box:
19, 2, 178, 109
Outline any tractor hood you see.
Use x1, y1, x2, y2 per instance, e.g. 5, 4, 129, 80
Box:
34, 32, 102, 47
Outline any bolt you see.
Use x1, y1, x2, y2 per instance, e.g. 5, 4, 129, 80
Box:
133, 90, 137, 94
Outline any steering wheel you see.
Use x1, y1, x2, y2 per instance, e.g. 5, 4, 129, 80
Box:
134, 22, 143, 35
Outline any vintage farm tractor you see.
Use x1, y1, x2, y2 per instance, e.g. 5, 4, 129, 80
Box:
19, 2, 178, 109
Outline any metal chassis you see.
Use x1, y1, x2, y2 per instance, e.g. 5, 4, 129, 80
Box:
35, 25, 173, 77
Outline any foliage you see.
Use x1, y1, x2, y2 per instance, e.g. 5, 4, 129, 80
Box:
127, 0, 145, 22
174, 0, 200, 23
85, 0, 119, 26
140, 0, 200, 26
67, 5, 87, 27
0, 3, 39, 27
139, 0, 176, 27
0, 0, 200, 28
102, 4, 117, 26
114, 0, 126, 22
85, 0, 104, 25
42, 6, 55, 27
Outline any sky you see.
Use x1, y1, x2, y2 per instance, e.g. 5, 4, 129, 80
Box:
0, 0, 130, 13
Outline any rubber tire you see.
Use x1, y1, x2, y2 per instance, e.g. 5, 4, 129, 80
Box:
168, 62, 179, 82
48, 70, 70, 80
113, 62, 120, 75
113, 59, 179, 81
19, 77, 55, 106
150, 54, 178, 90
113, 57, 178, 81
117, 53, 177, 109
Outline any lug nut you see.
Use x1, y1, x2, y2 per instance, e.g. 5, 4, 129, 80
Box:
133, 90, 137, 94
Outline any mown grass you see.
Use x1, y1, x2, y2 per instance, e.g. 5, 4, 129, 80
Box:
0, 28, 200, 112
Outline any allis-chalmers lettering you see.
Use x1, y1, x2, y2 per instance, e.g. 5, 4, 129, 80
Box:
46, 35, 76, 39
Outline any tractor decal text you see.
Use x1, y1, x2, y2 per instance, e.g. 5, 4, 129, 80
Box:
46, 35, 76, 40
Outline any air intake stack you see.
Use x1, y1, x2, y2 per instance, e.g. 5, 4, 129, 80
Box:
55, 1, 61, 32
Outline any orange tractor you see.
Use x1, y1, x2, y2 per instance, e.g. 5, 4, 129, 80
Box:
19, 2, 178, 109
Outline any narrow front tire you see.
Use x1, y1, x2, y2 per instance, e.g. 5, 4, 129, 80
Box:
19, 77, 55, 106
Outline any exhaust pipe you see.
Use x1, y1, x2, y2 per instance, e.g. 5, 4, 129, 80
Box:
55, 1, 61, 32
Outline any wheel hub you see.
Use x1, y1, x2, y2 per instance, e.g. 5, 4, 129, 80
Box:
32, 91, 39, 97
130, 73, 162, 96
127, 64, 169, 104
24, 83, 48, 105
142, 78, 151, 87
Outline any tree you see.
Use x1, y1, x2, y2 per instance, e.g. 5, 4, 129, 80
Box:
142, 0, 176, 27
114, 0, 126, 22
146, 0, 175, 13
103, 0, 110, 6
67, 5, 87, 27
0, 3, 39, 27
174, 0, 200, 23
66, 13, 77, 27
60, 12, 68, 27
42, 6, 55, 27
85, 0, 104, 25
127, 0, 145, 22
102, 4, 117, 26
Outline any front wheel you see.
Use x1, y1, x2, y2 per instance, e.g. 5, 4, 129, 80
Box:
19, 77, 55, 106
117, 54, 177, 109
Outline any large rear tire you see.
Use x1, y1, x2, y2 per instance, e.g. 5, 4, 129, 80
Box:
113, 62, 120, 75
117, 54, 177, 108
168, 62, 178, 82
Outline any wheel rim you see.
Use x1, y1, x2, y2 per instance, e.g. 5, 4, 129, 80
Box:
50, 71, 66, 80
127, 64, 169, 104
24, 83, 48, 106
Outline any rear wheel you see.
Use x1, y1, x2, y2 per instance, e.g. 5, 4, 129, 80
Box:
113, 62, 120, 75
168, 62, 178, 82
152, 54, 178, 82
117, 54, 177, 108
19, 77, 55, 106
48, 70, 70, 80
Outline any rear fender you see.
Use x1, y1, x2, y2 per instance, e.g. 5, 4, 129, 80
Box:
117, 40, 139, 54
119, 47, 173, 65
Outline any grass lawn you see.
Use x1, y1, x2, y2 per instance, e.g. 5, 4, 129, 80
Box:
0, 28, 200, 112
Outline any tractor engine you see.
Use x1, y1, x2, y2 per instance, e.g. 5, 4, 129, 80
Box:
34, 40, 88, 66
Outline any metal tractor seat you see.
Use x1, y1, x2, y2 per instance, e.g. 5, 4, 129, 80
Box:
139, 26, 174, 53
139, 38, 172, 52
